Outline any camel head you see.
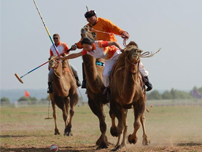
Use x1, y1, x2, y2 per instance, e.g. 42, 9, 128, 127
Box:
123, 41, 143, 64
81, 25, 97, 41
49, 55, 61, 70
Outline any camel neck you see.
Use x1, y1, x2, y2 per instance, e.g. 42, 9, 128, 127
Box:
122, 61, 140, 104
83, 55, 103, 93
54, 62, 63, 77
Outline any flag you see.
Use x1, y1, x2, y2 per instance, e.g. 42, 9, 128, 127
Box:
25, 90, 30, 98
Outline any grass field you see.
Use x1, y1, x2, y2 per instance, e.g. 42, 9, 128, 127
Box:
0, 104, 202, 152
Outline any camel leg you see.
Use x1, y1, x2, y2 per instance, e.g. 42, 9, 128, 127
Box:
121, 110, 128, 147
128, 103, 145, 144
88, 98, 108, 149
109, 101, 118, 137
51, 100, 60, 135
140, 114, 150, 145
65, 93, 78, 136
63, 97, 70, 136
112, 109, 127, 151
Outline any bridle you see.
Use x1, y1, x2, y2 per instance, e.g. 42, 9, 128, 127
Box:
50, 59, 62, 78
125, 50, 140, 74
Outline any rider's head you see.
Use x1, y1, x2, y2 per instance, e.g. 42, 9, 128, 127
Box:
84, 10, 97, 26
53, 34, 60, 45
81, 38, 94, 52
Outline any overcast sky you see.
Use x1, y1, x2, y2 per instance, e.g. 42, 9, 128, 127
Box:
1, 0, 202, 91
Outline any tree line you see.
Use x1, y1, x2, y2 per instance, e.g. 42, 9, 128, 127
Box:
0, 96, 49, 105
147, 86, 202, 100
1, 87, 202, 104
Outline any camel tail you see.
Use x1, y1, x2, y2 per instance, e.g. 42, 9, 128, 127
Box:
146, 105, 153, 113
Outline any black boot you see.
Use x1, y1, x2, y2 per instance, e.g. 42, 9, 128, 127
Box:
102, 87, 111, 99
81, 79, 86, 88
70, 65, 81, 87
107, 87, 111, 99
81, 62, 86, 89
75, 77, 81, 87
143, 76, 153, 91
47, 82, 53, 93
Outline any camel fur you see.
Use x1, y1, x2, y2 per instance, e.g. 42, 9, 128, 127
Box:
49, 57, 79, 136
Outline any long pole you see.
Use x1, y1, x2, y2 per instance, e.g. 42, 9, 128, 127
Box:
14, 0, 63, 84
32, 0, 60, 56
14, 49, 71, 83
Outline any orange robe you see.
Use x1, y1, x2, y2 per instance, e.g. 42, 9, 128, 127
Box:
76, 17, 124, 49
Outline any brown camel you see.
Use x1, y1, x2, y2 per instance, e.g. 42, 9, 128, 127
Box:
49, 56, 79, 136
109, 42, 150, 151
80, 25, 110, 149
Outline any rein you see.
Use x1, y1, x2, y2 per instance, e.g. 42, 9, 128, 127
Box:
125, 53, 139, 74
51, 60, 72, 79
90, 27, 128, 46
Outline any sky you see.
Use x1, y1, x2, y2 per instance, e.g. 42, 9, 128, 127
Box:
1, 0, 202, 91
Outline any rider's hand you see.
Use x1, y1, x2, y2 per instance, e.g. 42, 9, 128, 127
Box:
120, 49, 125, 53
59, 56, 65, 60
121, 31, 129, 39
71, 44, 77, 50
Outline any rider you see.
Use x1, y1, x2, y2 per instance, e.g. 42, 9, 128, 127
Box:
70, 10, 129, 88
62, 38, 153, 91
47, 34, 81, 93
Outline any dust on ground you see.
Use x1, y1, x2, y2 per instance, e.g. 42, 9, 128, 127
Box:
1, 105, 202, 152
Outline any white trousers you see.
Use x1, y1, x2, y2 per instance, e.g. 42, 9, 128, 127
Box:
103, 61, 148, 87
103, 59, 117, 87
139, 62, 149, 77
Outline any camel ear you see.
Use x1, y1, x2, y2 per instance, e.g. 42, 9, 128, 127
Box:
126, 41, 138, 48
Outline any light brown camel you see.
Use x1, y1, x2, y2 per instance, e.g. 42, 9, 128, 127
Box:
109, 42, 150, 151
49, 57, 78, 136
80, 25, 110, 149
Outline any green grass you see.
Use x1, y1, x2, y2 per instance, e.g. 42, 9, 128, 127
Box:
0, 105, 202, 151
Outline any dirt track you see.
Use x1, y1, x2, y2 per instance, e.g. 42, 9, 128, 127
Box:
1, 105, 202, 152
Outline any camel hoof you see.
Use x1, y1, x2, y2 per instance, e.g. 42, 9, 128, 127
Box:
142, 137, 150, 145
96, 141, 108, 150
54, 132, 60, 135
64, 132, 73, 136
110, 127, 118, 137
128, 134, 138, 144
111, 145, 122, 151
54, 129, 60, 135
96, 137, 101, 146
96, 135, 108, 146
64, 127, 73, 136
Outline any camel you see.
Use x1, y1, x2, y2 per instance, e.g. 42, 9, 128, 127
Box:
80, 25, 110, 149
49, 56, 79, 136
109, 42, 150, 151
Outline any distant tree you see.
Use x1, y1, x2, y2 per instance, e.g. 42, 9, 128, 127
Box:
30, 97, 38, 101
18, 96, 38, 103
18, 96, 30, 102
191, 86, 202, 99
29, 97, 38, 104
0, 97, 10, 105
162, 91, 173, 99
40, 96, 49, 101
170, 88, 177, 99
197, 87, 202, 95
147, 90, 162, 100
170, 88, 193, 99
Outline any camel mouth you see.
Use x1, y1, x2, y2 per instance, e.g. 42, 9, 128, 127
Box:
125, 48, 141, 64
49, 56, 60, 69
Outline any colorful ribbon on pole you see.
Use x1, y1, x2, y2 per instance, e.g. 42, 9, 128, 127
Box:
33, 0, 60, 56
